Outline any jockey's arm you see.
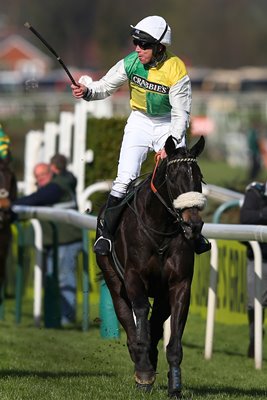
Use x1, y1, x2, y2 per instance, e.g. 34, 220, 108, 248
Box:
168, 75, 192, 144
76, 59, 128, 101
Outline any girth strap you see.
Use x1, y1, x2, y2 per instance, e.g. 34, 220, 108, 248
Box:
111, 247, 125, 281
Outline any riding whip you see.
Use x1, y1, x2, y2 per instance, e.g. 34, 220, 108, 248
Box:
24, 22, 79, 86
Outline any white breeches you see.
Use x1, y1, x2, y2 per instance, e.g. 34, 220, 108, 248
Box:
110, 110, 186, 198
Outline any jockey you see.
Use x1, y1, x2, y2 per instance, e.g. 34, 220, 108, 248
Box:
71, 15, 211, 256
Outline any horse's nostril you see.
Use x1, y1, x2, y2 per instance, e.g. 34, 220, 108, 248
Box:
185, 220, 203, 238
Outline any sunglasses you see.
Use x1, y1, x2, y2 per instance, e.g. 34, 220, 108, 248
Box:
133, 39, 154, 50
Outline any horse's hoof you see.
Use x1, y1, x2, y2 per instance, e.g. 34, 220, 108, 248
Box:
168, 367, 182, 398
134, 371, 156, 392
168, 389, 182, 398
136, 382, 153, 392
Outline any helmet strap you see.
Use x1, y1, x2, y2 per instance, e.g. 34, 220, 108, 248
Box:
158, 23, 169, 44
148, 45, 166, 67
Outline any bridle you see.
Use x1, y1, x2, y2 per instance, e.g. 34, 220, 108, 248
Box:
150, 154, 202, 238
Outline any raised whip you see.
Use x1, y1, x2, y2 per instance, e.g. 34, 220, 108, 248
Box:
24, 22, 78, 86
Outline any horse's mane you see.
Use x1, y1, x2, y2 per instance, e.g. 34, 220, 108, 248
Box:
154, 146, 192, 184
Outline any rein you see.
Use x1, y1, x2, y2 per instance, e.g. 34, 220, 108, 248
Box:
150, 154, 198, 234
150, 153, 183, 221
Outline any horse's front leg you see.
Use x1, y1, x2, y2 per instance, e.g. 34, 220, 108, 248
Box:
125, 268, 156, 391
166, 279, 192, 398
149, 293, 170, 372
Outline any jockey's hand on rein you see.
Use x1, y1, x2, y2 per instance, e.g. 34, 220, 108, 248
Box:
160, 148, 167, 159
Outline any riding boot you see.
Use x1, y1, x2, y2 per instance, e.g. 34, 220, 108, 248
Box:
94, 194, 122, 256
194, 234, 211, 255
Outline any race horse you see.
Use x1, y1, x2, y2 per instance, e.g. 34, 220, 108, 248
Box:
96, 135, 207, 398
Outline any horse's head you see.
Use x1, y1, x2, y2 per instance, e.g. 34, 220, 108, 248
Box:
164, 136, 207, 239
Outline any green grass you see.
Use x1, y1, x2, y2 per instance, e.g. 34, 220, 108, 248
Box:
199, 160, 246, 189
199, 158, 267, 191
0, 298, 266, 399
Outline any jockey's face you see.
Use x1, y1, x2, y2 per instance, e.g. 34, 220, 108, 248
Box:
133, 40, 153, 64
135, 46, 153, 64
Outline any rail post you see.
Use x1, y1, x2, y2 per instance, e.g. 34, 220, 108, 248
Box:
100, 280, 120, 339
30, 219, 43, 327
212, 199, 241, 223
15, 222, 24, 324
204, 239, 219, 359
250, 241, 263, 370
43, 222, 61, 328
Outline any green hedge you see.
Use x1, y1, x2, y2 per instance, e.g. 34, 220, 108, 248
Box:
85, 117, 155, 214
86, 118, 126, 184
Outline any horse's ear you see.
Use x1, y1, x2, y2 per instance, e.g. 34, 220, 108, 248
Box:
190, 136, 205, 158
165, 136, 176, 157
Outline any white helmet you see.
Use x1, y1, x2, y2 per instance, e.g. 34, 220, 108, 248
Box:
131, 16, 171, 46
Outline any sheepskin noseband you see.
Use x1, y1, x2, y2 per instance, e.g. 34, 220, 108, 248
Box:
173, 191, 207, 210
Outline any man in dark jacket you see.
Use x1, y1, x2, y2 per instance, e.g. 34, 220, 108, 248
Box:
14, 162, 82, 326
50, 154, 77, 195
240, 181, 267, 357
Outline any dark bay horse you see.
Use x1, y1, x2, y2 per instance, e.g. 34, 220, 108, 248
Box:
96, 135, 206, 398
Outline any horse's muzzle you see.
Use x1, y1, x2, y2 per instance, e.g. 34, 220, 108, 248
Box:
181, 208, 204, 240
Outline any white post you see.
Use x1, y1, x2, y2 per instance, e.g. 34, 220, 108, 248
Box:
58, 111, 74, 161
43, 121, 59, 162
24, 130, 44, 195
80, 180, 113, 213
204, 239, 218, 359
30, 219, 43, 328
250, 241, 263, 370
73, 101, 88, 210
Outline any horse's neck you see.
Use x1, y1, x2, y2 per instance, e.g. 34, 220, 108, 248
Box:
137, 180, 172, 223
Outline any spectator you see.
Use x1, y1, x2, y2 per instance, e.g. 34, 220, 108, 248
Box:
0, 124, 17, 302
14, 161, 82, 326
247, 123, 261, 180
50, 153, 77, 195
240, 181, 267, 357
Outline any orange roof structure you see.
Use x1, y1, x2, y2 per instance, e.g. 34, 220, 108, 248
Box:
0, 35, 51, 77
